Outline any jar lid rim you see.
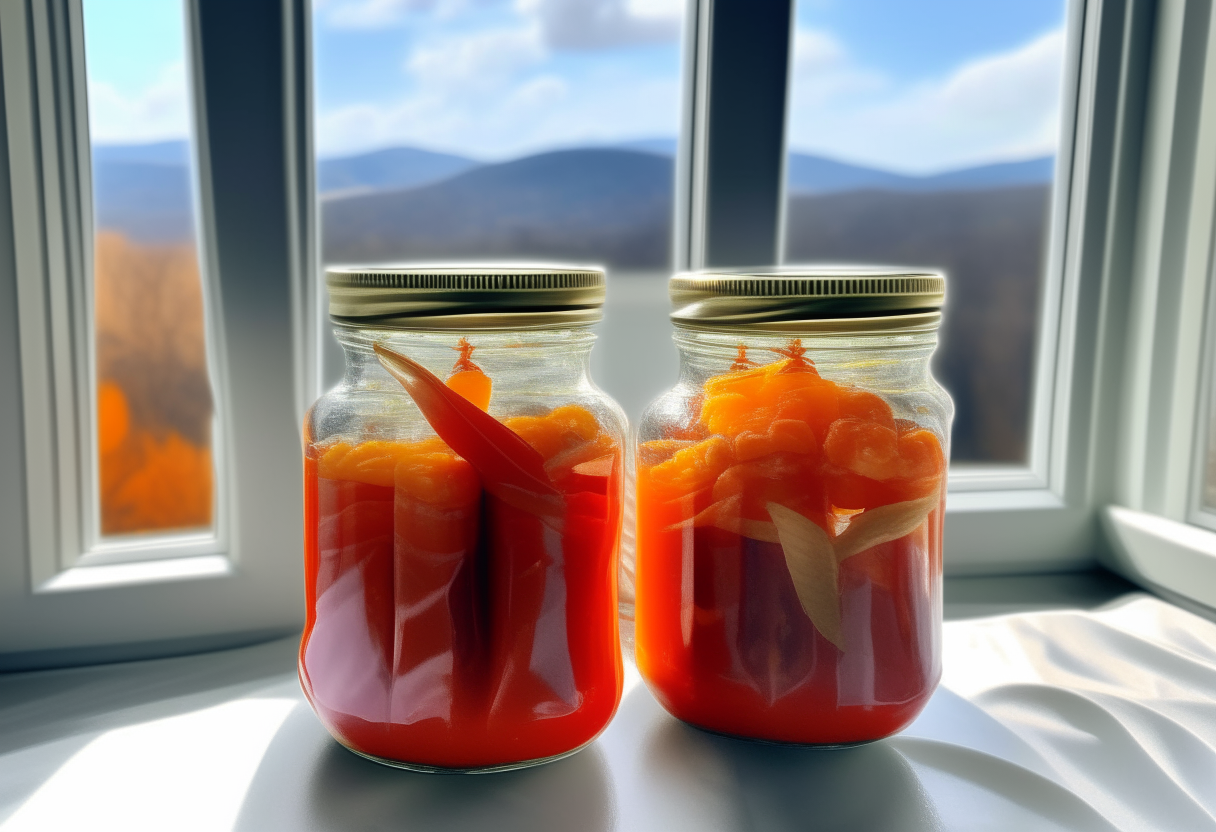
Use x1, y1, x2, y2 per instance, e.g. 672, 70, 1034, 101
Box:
326, 263, 606, 330
670, 265, 945, 326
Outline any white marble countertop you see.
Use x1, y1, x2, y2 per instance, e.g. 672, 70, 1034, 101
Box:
7, 573, 1212, 832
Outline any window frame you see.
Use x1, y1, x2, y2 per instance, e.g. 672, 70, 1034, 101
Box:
1101, 0, 1216, 606
677, 0, 1159, 573
0, 0, 313, 668
3, 0, 235, 581
2, 0, 1210, 665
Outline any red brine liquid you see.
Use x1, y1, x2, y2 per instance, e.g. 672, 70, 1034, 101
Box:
635, 342, 946, 745
300, 345, 623, 769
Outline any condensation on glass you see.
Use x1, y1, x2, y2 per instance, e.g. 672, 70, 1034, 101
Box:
633, 268, 952, 745
82, 0, 214, 536
782, 0, 1070, 464
301, 266, 627, 771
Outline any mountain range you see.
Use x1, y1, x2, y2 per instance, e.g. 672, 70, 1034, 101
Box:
87, 138, 1051, 463
88, 139, 1054, 246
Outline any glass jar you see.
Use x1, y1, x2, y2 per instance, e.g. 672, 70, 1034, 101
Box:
300, 266, 627, 772
633, 267, 952, 746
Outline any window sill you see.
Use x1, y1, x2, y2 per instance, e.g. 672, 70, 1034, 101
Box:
36, 555, 233, 594
3, 574, 1196, 831
1101, 505, 1216, 610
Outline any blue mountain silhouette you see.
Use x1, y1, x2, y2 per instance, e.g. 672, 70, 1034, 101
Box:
609, 138, 1052, 193
317, 146, 478, 193
93, 158, 195, 244
322, 148, 673, 269
87, 140, 1053, 251
86, 139, 1051, 463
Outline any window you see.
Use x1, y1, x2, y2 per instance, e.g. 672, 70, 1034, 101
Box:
83, 0, 216, 538
2, 0, 1213, 664
783, 0, 1069, 466
311, 0, 687, 416
0, 0, 310, 666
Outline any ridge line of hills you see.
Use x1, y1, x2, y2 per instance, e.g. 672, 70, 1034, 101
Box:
92, 139, 1053, 217
89, 138, 1050, 464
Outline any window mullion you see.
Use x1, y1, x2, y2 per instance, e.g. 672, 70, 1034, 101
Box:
676, 0, 794, 271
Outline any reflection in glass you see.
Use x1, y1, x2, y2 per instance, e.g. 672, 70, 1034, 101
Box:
83, 0, 213, 535
783, 0, 1069, 463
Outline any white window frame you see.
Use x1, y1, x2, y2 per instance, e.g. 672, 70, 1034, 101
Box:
3, 0, 1212, 665
678, 0, 1160, 574
1102, 0, 1216, 608
0, 0, 314, 668
939, 0, 1144, 572
2, 0, 233, 583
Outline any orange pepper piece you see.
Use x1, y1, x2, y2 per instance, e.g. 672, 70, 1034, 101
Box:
893, 429, 946, 481
704, 363, 770, 400
503, 404, 600, 461
317, 440, 406, 487
823, 417, 900, 481
395, 451, 481, 510
646, 435, 734, 500
711, 452, 825, 523
446, 337, 492, 411
824, 466, 902, 511
734, 419, 819, 462
772, 379, 841, 442
837, 387, 896, 430
699, 393, 774, 438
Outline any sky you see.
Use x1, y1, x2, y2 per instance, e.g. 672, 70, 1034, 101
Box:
84, 0, 1069, 175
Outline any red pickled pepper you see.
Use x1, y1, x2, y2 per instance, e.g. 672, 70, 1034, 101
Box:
300, 340, 624, 769
635, 339, 946, 745
374, 343, 564, 522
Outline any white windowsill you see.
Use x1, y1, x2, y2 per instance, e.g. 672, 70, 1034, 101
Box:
35, 555, 233, 594
1101, 505, 1216, 610
0, 572, 1149, 831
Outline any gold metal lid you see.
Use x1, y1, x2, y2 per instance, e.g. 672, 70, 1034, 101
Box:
326, 264, 606, 330
670, 265, 945, 332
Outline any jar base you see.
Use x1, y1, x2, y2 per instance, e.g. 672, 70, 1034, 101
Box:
340, 739, 592, 774
679, 717, 884, 750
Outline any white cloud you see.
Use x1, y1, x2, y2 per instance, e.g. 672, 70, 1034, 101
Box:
87, 61, 191, 144
516, 0, 681, 49
407, 24, 545, 92
318, 0, 682, 43
314, 12, 682, 158
625, 0, 682, 20
788, 27, 1066, 173
789, 28, 885, 108
315, 55, 677, 158
318, 0, 439, 28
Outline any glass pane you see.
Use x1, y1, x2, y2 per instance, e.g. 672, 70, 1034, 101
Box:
83, 0, 214, 535
783, 0, 1069, 464
311, 0, 686, 419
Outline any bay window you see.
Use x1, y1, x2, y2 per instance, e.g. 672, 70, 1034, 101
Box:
1, 0, 1213, 667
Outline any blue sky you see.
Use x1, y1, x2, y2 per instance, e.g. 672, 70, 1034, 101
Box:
82, 0, 192, 145
84, 0, 1069, 174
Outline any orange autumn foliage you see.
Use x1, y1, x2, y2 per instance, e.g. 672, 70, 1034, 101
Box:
94, 232, 213, 535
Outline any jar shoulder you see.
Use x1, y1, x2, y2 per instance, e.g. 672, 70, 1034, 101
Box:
307, 382, 629, 448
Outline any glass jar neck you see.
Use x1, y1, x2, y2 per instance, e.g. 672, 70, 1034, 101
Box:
333, 324, 599, 395
671, 323, 941, 387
